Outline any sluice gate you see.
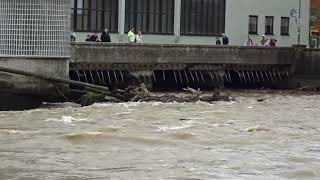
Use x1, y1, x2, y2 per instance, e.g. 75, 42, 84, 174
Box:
70, 43, 297, 90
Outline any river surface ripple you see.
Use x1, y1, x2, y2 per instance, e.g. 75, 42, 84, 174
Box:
0, 93, 320, 180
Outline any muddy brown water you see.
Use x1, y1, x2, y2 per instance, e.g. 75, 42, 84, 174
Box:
0, 92, 320, 179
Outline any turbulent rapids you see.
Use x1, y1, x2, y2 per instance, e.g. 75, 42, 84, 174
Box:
0, 92, 320, 179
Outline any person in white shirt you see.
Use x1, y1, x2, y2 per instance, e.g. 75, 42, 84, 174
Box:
136, 31, 143, 43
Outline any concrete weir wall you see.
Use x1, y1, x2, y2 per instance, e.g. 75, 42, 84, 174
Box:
70, 43, 298, 89
296, 49, 320, 76
293, 49, 320, 88
70, 43, 296, 66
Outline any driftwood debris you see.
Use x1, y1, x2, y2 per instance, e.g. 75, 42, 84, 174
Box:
0, 67, 232, 107
78, 83, 232, 106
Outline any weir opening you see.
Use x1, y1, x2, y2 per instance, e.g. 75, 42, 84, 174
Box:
69, 64, 294, 91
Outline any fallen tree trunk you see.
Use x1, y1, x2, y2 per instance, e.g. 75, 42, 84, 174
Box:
0, 66, 126, 100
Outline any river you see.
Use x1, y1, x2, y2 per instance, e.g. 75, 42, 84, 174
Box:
0, 92, 320, 180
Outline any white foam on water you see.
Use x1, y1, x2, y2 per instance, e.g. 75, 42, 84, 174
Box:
86, 132, 103, 135
158, 121, 194, 132
64, 131, 104, 138
245, 125, 271, 133
211, 123, 234, 127
215, 101, 237, 105
119, 102, 141, 108
111, 111, 132, 116
195, 101, 208, 105
91, 103, 113, 107
45, 116, 88, 124
121, 118, 137, 122
151, 102, 162, 106
0, 129, 24, 134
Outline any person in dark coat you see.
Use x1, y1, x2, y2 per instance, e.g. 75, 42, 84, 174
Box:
89, 33, 99, 42
85, 35, 91, 41
269, 39, 277, 47
222, 33, 229, 45
100, 28, 111, 42
216, 37, 221, 45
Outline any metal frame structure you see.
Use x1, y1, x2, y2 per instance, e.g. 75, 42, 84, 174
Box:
0, 0, 70, 58
71, 0, 119, 32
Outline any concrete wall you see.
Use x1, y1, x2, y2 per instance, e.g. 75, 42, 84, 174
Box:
226, 0, 310, 47
70, 42, 296, 66
296, 48, 320, 75
0, 58, 69, 96
286, 48, 320, 88
74, 0, 310, 47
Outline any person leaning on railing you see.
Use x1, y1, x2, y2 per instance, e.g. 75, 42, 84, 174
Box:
128, 28, 135, 43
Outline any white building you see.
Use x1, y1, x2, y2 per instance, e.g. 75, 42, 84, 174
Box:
72, 0, 310, 47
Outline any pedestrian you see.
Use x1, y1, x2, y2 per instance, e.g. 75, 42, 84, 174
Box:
245, 36, 253, 46
261, 35, 267, 46
100, 28, 111, 42
136, 31, 143, 43
128, 27, 135, 43
85, 35, 91, 41
70, 32, 76, 42
216, 37, 221, 45
89, 33, 99, 42
222, 33, 229, 45
269, 39, 277, 47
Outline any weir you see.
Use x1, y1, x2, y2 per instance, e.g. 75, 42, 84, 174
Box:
70, 43, 298, 89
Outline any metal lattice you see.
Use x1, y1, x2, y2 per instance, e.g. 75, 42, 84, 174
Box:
0, 0, 70, 57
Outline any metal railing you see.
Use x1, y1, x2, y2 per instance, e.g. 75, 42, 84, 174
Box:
0, 0, 70, 58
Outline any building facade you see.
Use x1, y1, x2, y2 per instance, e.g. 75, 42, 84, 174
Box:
72, 0, 310, 47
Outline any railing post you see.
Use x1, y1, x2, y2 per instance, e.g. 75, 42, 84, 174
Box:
118, 0, 126, 42
174, 0, 181, 43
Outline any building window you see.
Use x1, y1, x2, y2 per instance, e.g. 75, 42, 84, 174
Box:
71, 0, 119, 32
125, 0, 174, 34
265, 16, 274, 35
248, 15, 258, 34
181, 0, 226, 36
281, 17, 290, 35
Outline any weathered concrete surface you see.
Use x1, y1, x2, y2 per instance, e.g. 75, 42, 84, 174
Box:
296, 49, 320, 76
290, 49, 320, 88
0, 57, 69, 96
70, 42, 300, 90
70, 42, 296, 66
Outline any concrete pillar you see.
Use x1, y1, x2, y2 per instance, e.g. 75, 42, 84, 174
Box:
118, 0, 126, 41
174, 0, 181, 43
